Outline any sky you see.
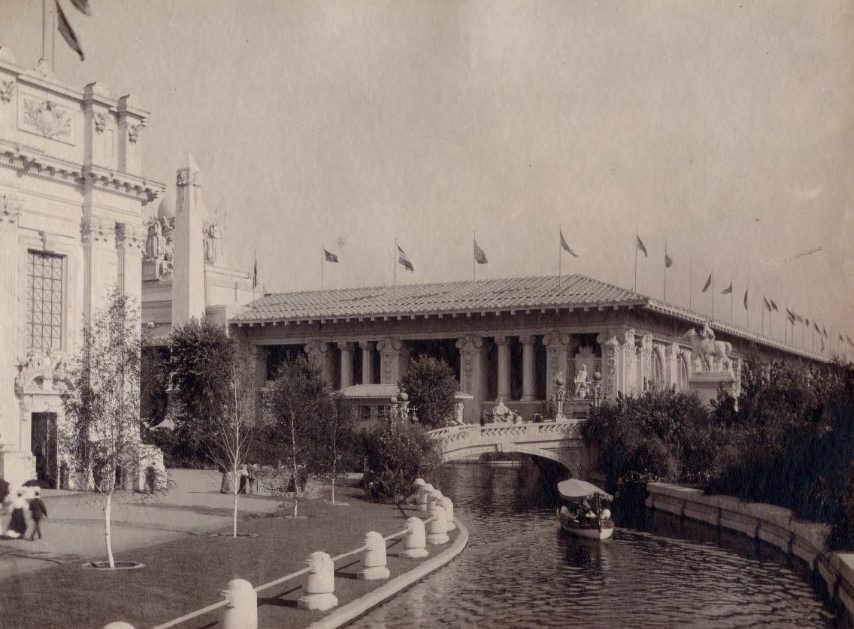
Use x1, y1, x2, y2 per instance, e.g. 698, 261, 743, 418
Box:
2, 0, 853, 348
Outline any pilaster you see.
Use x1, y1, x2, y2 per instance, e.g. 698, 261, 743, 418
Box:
0, 196, 21, 451
376, 338, 407, 384
304, 340, 334, 385
81, 214, 117, 323
542, 330, 570, 400
638, 333, 654, 391
83, 82, 115, 169
117, 94, 146, 175
665, 343, 681, 389
171, 155, 207, 328
115, 222, 144, 300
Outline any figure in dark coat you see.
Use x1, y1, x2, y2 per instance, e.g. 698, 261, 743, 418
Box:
28, 490, 47, 541
8, 491, 27, 538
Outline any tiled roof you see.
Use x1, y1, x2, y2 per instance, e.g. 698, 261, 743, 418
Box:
231, 274, 645, 323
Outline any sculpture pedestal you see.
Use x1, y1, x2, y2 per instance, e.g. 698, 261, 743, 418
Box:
0, 449, 36, 489
688, 371, 736, 407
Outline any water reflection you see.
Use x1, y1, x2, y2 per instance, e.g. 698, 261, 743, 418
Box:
353, 463, 836, 628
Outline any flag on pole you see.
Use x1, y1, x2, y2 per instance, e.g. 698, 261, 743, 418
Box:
721, 282, 733, 295
743, 289, 749, 310
636, 235, 648, 257
560, 229, 579, 257
763, 297, 772, 312
814, 321, 821, 333
702, 273, 712, 292
474, 238, 488, 264
397, 244, 414, 272
786, 309, 795, 324
821, 337, 825, 352
770, 299, 779, 312
70, 0, 92, 15
823, 325, 828, 338
323, 248, 339, 263
664, 251, 673, 268
56, 0, 85, 61
252, 255, 258, 289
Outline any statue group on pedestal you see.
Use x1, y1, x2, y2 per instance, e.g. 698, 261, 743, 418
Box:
683, 321, 733, 373
144, 216, 175, 279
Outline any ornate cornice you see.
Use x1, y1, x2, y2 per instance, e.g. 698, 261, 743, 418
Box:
0, 144, 163, 203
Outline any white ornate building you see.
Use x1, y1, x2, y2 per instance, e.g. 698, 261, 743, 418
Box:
0, 50, 161, 487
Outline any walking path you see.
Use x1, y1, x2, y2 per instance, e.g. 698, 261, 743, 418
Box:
0, 469, 459, 629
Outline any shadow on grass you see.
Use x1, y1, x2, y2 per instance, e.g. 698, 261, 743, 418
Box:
258, 585, 302, 608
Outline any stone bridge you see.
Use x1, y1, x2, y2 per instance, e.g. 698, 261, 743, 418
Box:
426, 420, 593, 478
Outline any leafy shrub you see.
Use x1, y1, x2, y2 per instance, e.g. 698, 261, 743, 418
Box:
399, 356, 458, 428
361, 420, 439, 502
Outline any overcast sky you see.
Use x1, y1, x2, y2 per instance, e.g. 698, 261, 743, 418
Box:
2, 1, 853, 347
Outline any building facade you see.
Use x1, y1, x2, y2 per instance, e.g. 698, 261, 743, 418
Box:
230, 274, 826, 424
0, 51, 161, 487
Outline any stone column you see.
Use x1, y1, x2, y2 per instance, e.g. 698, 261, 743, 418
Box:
377, 338, 406, 384
665, 343, 681, 389
542, 331, 571, 400
0, 197, 21, 456
596, 328, 635, 400
359, 341, 374, 385
638, 334, 654, 391
81, 214, 117, 323
520, 335, 536, 401
338, 342, 354, 388
115, 222, 144, 299
304, 341, 334, 385
252, 345, 269, 387
494, 335, 511, 401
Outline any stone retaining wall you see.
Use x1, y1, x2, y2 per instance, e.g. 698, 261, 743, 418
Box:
646, 482, 854, 626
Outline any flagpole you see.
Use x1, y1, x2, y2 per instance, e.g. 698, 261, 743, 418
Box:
729, 275, 733, 323
320, 244, 324, 290
558, 224, 562, 289
393, 238, 397, 287
663, 240, 667, 301
472, 231, 476, 281
689, 256, 693, 310
711, 273, 715, 320
633, 228, 638, 292
746, 288, 750, 332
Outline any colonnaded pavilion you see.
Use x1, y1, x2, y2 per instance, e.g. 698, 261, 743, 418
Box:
230, 274, 825, 424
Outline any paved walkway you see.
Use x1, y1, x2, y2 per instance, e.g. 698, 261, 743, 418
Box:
0, 469, 282, 579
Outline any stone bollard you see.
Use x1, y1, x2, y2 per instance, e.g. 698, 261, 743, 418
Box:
402, 516, 429, 558
440, 496, 456, 531
358, 531, 391, 580
102, 623, 135, 629
219, 579, 257, 629
420, 483, 435, 512
298, 551, 338, 611
427, 505, 450, 545
428, 490, 443, 509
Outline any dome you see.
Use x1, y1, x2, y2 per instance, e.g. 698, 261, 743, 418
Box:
157, 193, 175, 219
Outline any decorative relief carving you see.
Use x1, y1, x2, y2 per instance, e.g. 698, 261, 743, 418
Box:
116, 223, 145, 252
203, 221, 224, 265
0, 195, 23, 225
15, 350, 73, 397
127, 121, 145, 143
176, 169, 201, 187
81, 217, 112, 244
0, 79, 15, 103
21, 97, 73, 141
93, 112, 108, 133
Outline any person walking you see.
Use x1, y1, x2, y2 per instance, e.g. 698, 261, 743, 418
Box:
27, 489, 47, 541
7, 490, 27, 538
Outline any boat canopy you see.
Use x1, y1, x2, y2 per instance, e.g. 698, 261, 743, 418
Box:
557, 479, 613, 500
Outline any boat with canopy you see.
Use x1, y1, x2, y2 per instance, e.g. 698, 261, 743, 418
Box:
556, 479, 615, 540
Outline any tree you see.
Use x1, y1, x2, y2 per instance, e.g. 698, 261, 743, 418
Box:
61, 290, 142, 569
399, 356, 458, 428
169, 319, 257, 536
266, 356, 336, 516
361, 420, 439, 502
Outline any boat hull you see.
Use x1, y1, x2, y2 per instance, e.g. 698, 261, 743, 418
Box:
557, 510, 614, 540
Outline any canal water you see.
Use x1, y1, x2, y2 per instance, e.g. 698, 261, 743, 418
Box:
353, 463, 837, 628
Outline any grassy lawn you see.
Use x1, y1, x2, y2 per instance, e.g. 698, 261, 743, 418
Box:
0, 486, 453, 629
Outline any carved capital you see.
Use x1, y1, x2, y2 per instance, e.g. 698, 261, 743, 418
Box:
81, 217, 113, 244
176, 169, 201, 188
337, 341, 353, 352
494, 334, 510, 347
376, 338, 402, 355
358, 340, 373, 352
0, 79, 15, 103
93, 112, 108, 133
116, 222, 145, 252
542, 330, 570, 348
518, 334, 535, 346
0, 195, 23, 226
127, 120, 145, 144
455, 336, 483, 353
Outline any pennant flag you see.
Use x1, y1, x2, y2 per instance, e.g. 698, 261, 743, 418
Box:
721, 282, 733, 295
770, 299, 779, 312
702, 273, 712, 292
323, 248, 339, 263
252, 256, 258, 289
805, 318, 810, 326
70, 0, 92, 15
636, 235, 648, 257
786, 309, 795, 324
56, 0, 85, 61
743, 289, 749, 310
814, 321, 820, 333
560, 229, 579, 257
763, 297, 772, 312
821, 337, 825, 352
823, 325, 828, 338
397, 244, 414, 272
473, 238, 488, 264
664, 252, 673, 268
795, 314, 804, 324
